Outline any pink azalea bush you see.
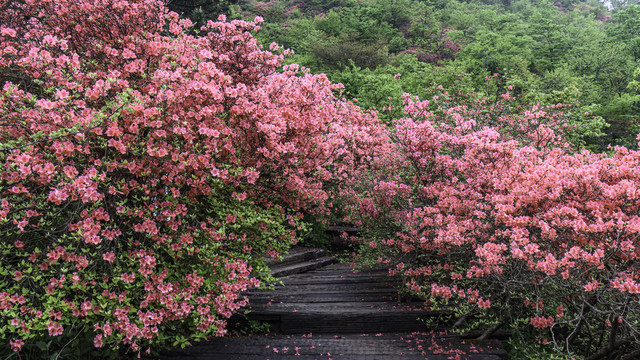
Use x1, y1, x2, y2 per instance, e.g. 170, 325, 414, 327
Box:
344, 85, 640, 358
0, 0, 384, 357
3, 1, 639, 359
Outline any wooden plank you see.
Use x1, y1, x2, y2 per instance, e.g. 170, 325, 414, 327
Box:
246, 283, 397, 294
160, 334, 507, 360
266, 247, 325, 267
271, 256, 339, 277
325, 225, 363, 232
247, 292, 399, 304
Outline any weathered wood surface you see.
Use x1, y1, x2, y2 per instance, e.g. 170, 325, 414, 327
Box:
325, 225, 362, 233
266, 248, 327, 267
160, 333, 507, 360
245, 263, 443, 334
270, 256, 339, 278
159, 249, 508, 359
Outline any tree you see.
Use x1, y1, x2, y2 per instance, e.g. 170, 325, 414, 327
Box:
607, 5, 640, 61
343, 82, 640, 359
0, 0, 384, 357
608, 0, 640, 11
528, 7, 570, 73
166, 0, 239, 29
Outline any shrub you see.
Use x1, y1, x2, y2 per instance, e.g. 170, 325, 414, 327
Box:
0, 0, 384, 357
344, 83, 640, 359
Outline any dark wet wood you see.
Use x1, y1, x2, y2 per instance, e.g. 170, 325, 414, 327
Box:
160, 333, 508, 359
159, 249, 508, 359
244, 263, 444, 334
325, 225, 362, 233
270, 256, 339, 277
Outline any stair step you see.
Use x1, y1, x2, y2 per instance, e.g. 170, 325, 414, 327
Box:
247, 282, 395, 294
267, 247, 325, 267
247, 292, 398, 303
248, 301, 443, 334
281, 274, 394, 284
276, 311, 440, 333
251, 301, 428, 311
159, 333, 507, 360
163, 258, 508, 359
270, 256, 338, 277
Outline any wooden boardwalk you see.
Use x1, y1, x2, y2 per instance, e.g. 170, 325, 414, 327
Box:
160, 333, 506, 359
245, 263, 443, 334
160, 249, 508, 359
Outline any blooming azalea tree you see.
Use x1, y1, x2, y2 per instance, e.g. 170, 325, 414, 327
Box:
0, 0, 384, 357
344, 84, 640, 359
5, 1, 639, 359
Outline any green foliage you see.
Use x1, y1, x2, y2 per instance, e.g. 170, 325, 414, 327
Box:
166, 0, 239, 28
298, 221, 332, 249
609, 0, 640, 11
309, 37, 390, 70
630, 66, 640, 92
193, 0, 631, 152
0, 330, 120, 360
527, 7, 569, 73
593, 94, 640, 149
504, 336, 579, 360
169, 3, 640, 358
293, 0, 348, 14
330, 64, 405, 120
608, 5, 640, 60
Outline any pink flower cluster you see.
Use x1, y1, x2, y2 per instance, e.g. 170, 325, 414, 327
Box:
343, 84, 640, 355
0, 0, 384, 355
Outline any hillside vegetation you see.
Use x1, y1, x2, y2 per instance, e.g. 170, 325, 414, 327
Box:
170, 0, 640, 151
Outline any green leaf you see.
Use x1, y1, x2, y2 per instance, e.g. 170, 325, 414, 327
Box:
36, 341, 49, 351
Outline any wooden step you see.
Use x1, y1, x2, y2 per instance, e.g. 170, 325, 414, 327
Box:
247, 291, 398, 304
270, 256, 339, 277
247, 262, 447, 333
165, 258, 508, 359
248, 298, 444, 334
254, 309, 443, 334
159, 333, 507, 360
267, 247, 326, 267
247, 281, 396, 294
325, 225, 362, 233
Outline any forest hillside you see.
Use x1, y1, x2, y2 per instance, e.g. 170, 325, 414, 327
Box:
170, 0, 640, 152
